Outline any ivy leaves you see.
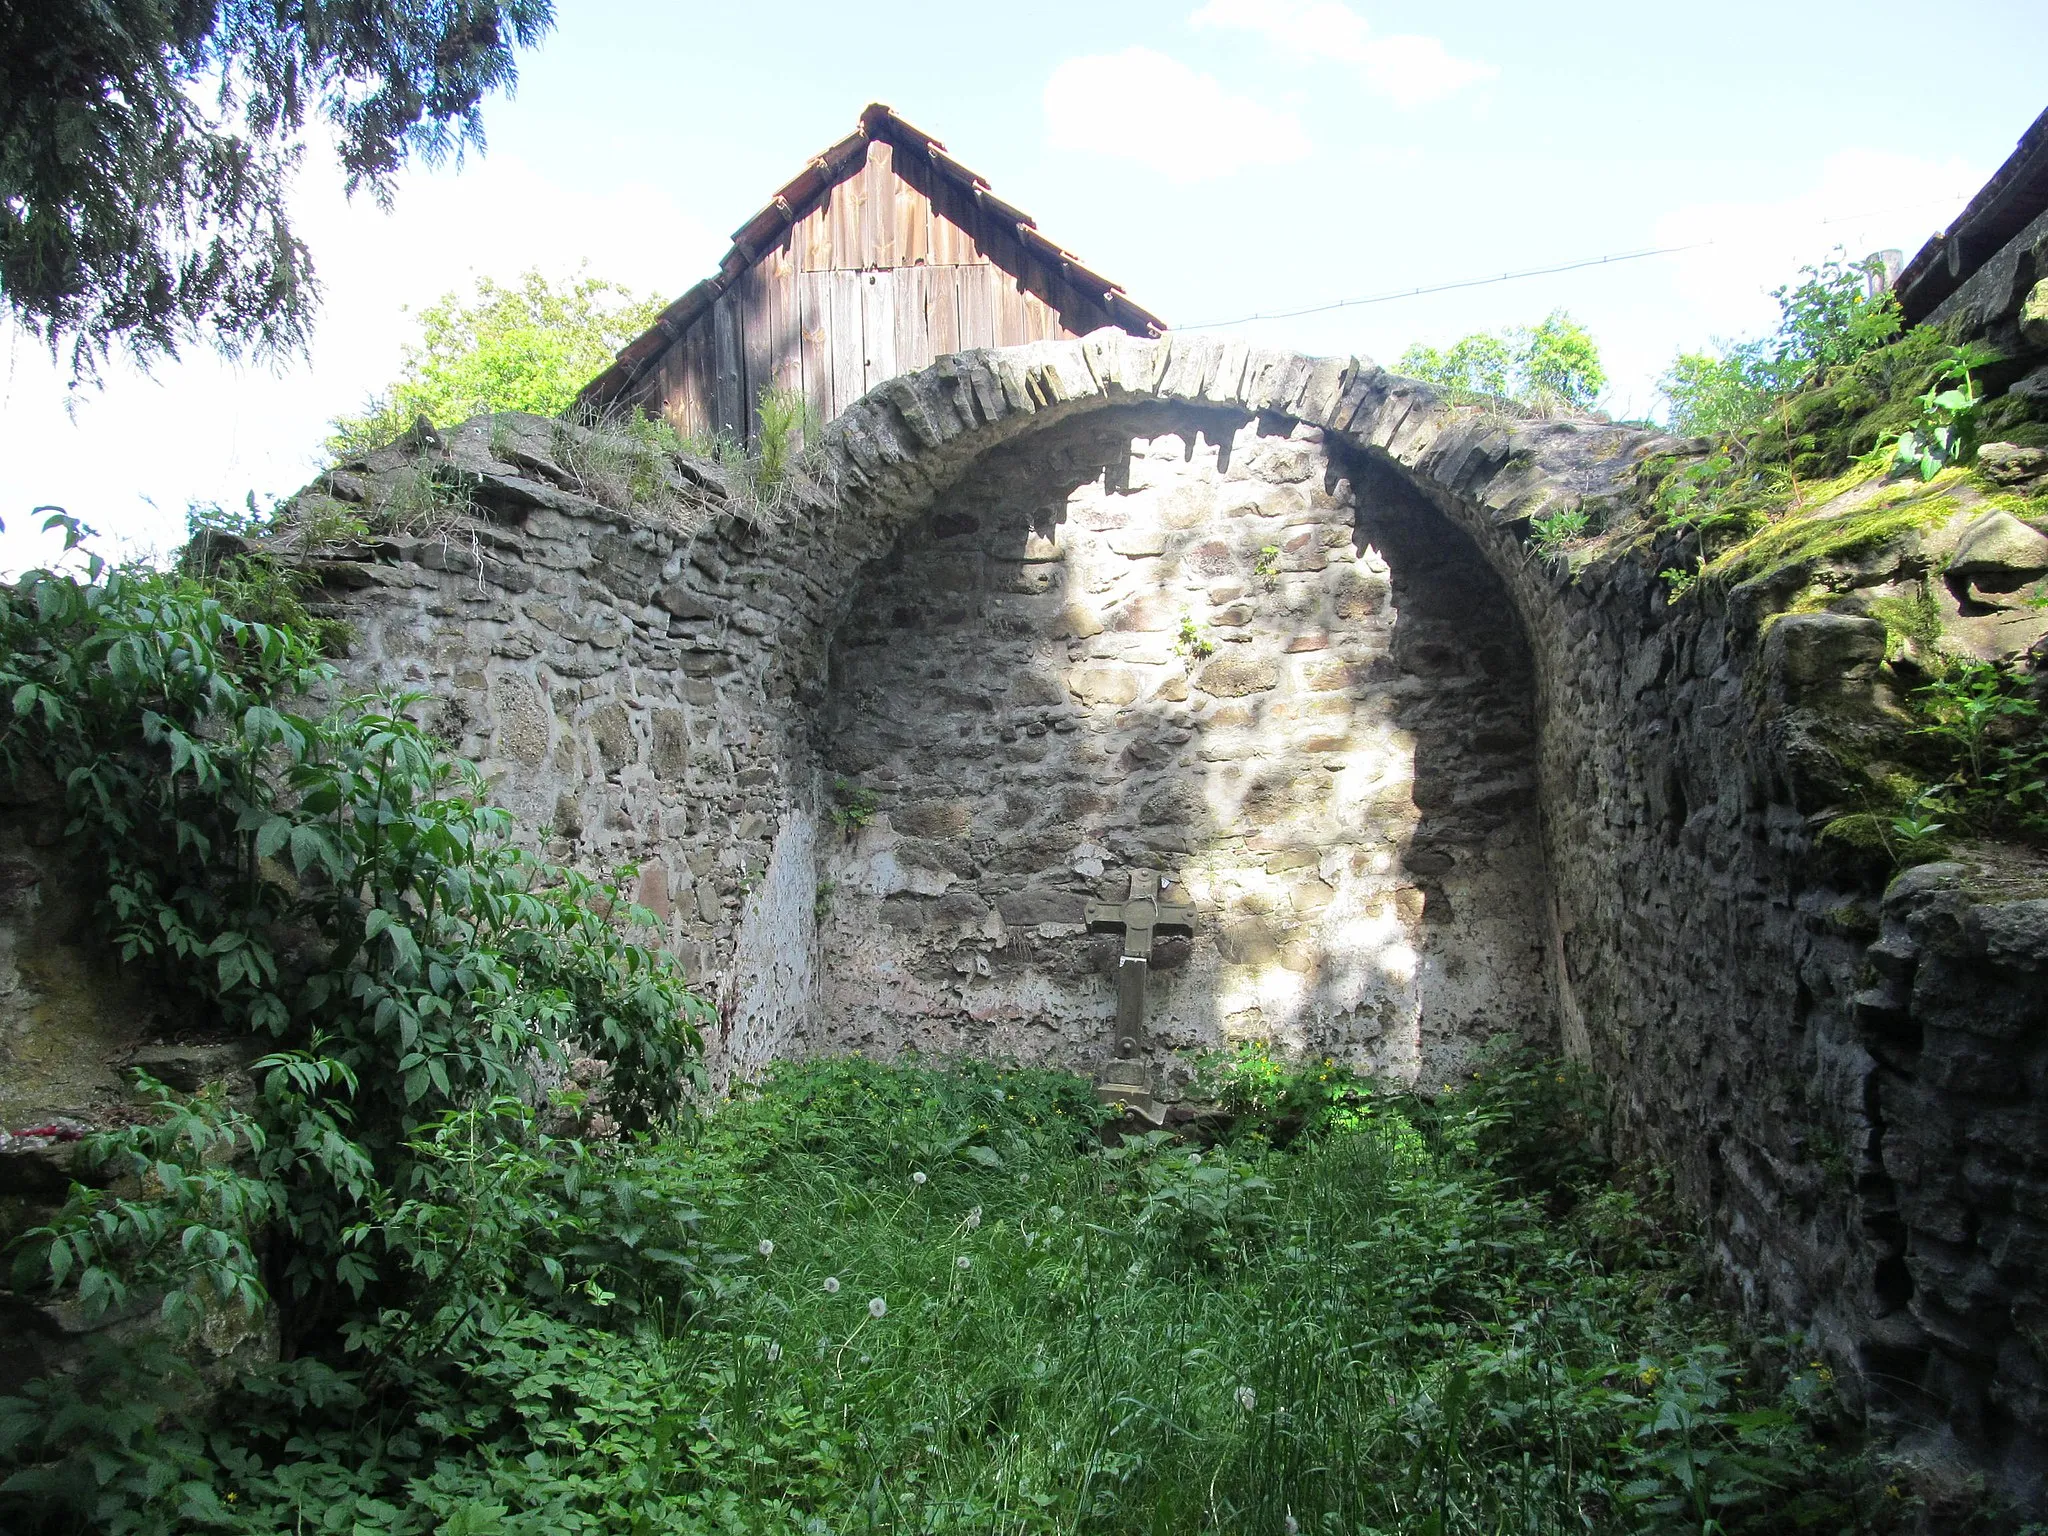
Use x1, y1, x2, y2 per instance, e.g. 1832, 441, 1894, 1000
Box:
0, 549, 707, 1349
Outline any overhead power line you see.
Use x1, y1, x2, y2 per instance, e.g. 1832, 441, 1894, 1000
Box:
1173, 192, 1976, 332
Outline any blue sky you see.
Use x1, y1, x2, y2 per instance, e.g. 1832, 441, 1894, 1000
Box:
3, 0, 2043, 571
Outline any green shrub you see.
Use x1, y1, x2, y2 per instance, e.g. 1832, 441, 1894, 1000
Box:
327, 269, 668, 458
0, 527, 708, 1351
1661, 251, 1902, 437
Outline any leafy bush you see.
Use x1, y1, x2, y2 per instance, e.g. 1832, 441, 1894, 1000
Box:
1194, 1037, 1377, 1137
1661, 251, 1902, 437
1906, 660, 2048, 845
0, 529, 708, 1356
1400, 310, 1607, 414
1891, 344, 1998, 480
328, 269, 667, 457
1820, 657, 2048, 865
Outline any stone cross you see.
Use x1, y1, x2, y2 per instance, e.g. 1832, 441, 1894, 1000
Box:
1085, 870, 1194, 1117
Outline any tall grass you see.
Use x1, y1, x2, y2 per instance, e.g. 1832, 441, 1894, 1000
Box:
642, 1054, 1896, 1535
1, 1055, 1923, 1534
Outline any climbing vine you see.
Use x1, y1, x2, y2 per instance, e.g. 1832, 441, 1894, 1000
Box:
0, 523, 709, 1349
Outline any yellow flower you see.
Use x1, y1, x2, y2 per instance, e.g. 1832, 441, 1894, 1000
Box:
1638, 1366, 1662, 1387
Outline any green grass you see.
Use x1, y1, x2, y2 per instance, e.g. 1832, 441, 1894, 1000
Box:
4, 1054, 1929, 1536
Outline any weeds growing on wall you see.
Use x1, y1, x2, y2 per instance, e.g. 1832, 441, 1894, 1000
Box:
1822, 656, 2048, 865
1641, 312, 2047, 602
1, 1041, 1945, 1534
1528, 506, 1591, 556
1659, 252, 1904, 439
554, 384, 822, 535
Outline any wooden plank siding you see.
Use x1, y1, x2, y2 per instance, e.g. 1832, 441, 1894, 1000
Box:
825, 269, 866, 421
619, 135, 1152, 444
796, 270, 837, 422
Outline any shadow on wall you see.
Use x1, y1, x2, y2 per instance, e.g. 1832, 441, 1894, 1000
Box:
810, 405, 1551, 1091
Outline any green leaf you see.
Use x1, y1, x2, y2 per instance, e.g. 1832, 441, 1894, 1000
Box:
255, 816, 292, 859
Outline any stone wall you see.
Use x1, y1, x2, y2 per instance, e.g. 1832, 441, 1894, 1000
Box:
815, 406, 1549, 1086
319, 416, 832, 1087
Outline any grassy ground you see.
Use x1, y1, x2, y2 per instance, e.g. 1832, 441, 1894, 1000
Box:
4, 1052, 1929, 1534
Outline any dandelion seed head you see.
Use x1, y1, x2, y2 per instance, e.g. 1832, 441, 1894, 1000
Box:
1235, 1385, 1256, 1412
956, 1255, 972, 1270
765, 1341, 781, 1363
964, 1206, 982, 1230
911, 1170, 927, 1186
1186, 1152, 1202, 1165
757, 1239, 774, 1257
823, 1276, 840, 1294
1047, 1206, 1064, 1221
1284, 1514, 1299, 1536
869, 1296, 888, 1319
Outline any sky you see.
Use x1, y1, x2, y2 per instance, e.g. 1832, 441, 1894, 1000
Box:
3, 0, 2044, 573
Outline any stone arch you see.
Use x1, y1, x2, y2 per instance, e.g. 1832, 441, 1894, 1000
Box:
311, 334, 2048, 1491
768, 333, 1658, 1089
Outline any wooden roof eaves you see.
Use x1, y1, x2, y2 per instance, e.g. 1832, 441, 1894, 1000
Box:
578, 103, 1168, 411
1896, 105, 2048, 325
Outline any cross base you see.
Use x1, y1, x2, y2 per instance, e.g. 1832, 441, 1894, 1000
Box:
1094, 1057, 1165, 1125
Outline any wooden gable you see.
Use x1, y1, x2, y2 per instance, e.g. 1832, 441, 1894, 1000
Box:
578, 105, 1166, 443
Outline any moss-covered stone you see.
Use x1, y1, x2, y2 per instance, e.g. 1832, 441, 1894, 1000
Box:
1709, 478, 1964, 583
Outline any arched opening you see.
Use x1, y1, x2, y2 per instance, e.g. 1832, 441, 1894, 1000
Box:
806, 402, 1552, 1090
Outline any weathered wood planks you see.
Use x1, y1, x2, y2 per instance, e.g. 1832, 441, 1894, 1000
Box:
619, 130, 1153, 442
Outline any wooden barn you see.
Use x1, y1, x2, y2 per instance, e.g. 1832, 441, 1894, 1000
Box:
575, 103, 1167, 442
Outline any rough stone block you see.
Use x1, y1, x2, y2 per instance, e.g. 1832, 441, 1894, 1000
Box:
1108, 527, 1167, 558
2021, 278, 2048, 349
895, 800, 973, 839
996, 889, 1085, 927
1195, 656, 1279, 697
1950, 511, 2048, 590
1108, 592, 1178, 632
1066, 664, 1142, 706
1300, 659, 1366, 692
1762, 613, 1886, 697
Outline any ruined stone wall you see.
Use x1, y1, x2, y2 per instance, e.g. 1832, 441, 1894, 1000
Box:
281, 336, 2047, 1505
815, 406, 1549, 1086
321, 416, 834, 1085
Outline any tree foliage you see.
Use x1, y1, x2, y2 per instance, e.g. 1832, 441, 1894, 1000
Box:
327, 267, 665, 454
0, 0, 556, 382
1399, 310, 1607, 413
1660, 251, 1902, 437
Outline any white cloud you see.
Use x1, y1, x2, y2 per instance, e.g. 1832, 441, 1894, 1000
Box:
1190, 0, 1497, 108
1043, 48, 1311, 182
